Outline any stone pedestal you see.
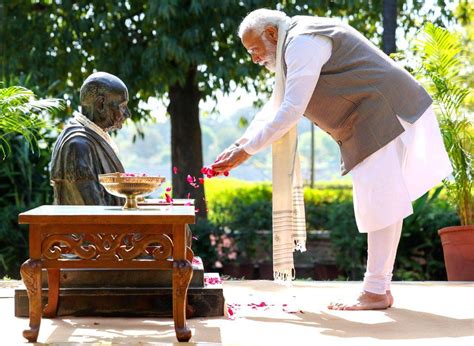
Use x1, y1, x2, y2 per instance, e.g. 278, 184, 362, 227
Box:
39, 267, 204, 288
15, 257, 224, 318
15, 285, 224, 318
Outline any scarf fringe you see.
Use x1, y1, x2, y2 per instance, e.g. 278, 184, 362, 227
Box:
274, 267, 296, 284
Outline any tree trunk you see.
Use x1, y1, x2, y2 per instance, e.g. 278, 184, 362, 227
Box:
168, 67, 207, 219
382, 0, 397, 55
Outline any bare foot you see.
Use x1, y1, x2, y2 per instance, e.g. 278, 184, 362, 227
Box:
387, 290, 394, 307
328, 291, 391, 310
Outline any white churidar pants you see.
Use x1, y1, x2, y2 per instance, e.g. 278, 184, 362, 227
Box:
350, 105, 452, 294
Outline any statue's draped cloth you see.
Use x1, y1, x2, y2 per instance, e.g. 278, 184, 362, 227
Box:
50, 118, 124, 205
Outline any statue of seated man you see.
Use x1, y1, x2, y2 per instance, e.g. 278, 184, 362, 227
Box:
50, 72, 130, 205
50, 72, 194, 247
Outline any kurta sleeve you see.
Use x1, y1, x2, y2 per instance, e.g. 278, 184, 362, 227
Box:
241, 34, 333, 155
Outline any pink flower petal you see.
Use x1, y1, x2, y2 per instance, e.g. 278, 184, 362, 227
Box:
165, 187, 172, 192
173, 166, 178, 174
165, 193, 173, 204
198, 178, 204, 185
186, 175, 194, 183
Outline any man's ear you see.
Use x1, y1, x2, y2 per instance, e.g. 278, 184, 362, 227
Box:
264, 25, 278, 45
94, 95, 105, 114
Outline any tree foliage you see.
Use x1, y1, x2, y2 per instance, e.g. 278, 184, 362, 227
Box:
0, 1, 455, 218
1, 1, 455, 117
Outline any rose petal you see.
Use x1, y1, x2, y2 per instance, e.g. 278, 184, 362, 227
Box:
165, 187, 172, 192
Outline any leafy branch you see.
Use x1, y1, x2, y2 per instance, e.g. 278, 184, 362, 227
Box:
0, 85, 64, 158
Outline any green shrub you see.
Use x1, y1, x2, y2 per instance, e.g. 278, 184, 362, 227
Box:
203, 179, 458, 280
189, 219, 224, 270
0, 134, 55, 278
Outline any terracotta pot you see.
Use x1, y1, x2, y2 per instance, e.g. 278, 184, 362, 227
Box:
438, 225, 474, 280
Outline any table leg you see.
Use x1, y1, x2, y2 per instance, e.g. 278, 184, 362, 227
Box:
20, 259, 42, 342
172, 223, 193, 342
43, 268, 60, 318
173, 259, 193, 341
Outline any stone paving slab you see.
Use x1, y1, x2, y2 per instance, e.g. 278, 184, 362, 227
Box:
2, 280, 474, 345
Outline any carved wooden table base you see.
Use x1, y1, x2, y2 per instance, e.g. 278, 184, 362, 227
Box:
18, 205, 195, 343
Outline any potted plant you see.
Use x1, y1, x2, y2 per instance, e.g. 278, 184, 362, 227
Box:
415, 23, 473, 280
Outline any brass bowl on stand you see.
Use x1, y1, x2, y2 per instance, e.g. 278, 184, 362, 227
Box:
98, 173, 166, 210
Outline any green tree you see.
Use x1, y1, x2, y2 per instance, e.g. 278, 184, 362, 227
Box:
0, 1, 455, 218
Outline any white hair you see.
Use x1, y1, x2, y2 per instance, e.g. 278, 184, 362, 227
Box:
238, 9, 289, 38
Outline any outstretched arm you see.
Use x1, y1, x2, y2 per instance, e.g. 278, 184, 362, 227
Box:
212, 35, 332, 173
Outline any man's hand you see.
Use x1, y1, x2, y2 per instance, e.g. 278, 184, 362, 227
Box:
211, 146, 251, 173
214, 143, 239, 163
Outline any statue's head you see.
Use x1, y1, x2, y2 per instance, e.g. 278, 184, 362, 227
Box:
80, 72, 131, 132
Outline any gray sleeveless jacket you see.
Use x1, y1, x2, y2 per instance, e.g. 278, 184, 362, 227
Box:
283, 16, 432, 174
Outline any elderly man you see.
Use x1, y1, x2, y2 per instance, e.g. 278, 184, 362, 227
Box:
50, 72, 130, 205
211, 9, 452, 310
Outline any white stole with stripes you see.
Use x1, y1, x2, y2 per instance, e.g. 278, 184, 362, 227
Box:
271, 18, 307, 282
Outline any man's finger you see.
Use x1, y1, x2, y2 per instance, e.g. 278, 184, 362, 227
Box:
217, 151, 231, 162
212, 164, 230, 173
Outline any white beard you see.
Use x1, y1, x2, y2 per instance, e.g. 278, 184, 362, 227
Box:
262, 37, 277, 72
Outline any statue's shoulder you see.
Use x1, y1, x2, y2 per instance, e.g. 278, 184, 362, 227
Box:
55, 126, 97, 154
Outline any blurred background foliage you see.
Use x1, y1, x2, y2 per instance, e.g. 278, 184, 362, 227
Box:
190, 179, 459, 280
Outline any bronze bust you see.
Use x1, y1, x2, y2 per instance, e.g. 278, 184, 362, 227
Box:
50, 72, 130, 205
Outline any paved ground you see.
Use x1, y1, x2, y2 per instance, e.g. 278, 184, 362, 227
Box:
1, 280, 473, 345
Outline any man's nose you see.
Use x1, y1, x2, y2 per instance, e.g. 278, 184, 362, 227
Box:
251, 54, 261, 64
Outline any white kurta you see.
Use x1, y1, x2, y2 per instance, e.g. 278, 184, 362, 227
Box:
351, 106, 452, 232
241, 34, 452, 233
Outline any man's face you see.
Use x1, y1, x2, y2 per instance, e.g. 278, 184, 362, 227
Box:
103, 89, 130, 132
242, 28, 277, 72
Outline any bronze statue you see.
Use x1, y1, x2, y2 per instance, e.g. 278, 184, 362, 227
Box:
50, 72, 130, 205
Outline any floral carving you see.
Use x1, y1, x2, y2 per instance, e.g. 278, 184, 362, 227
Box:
41, 233, 174, 261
